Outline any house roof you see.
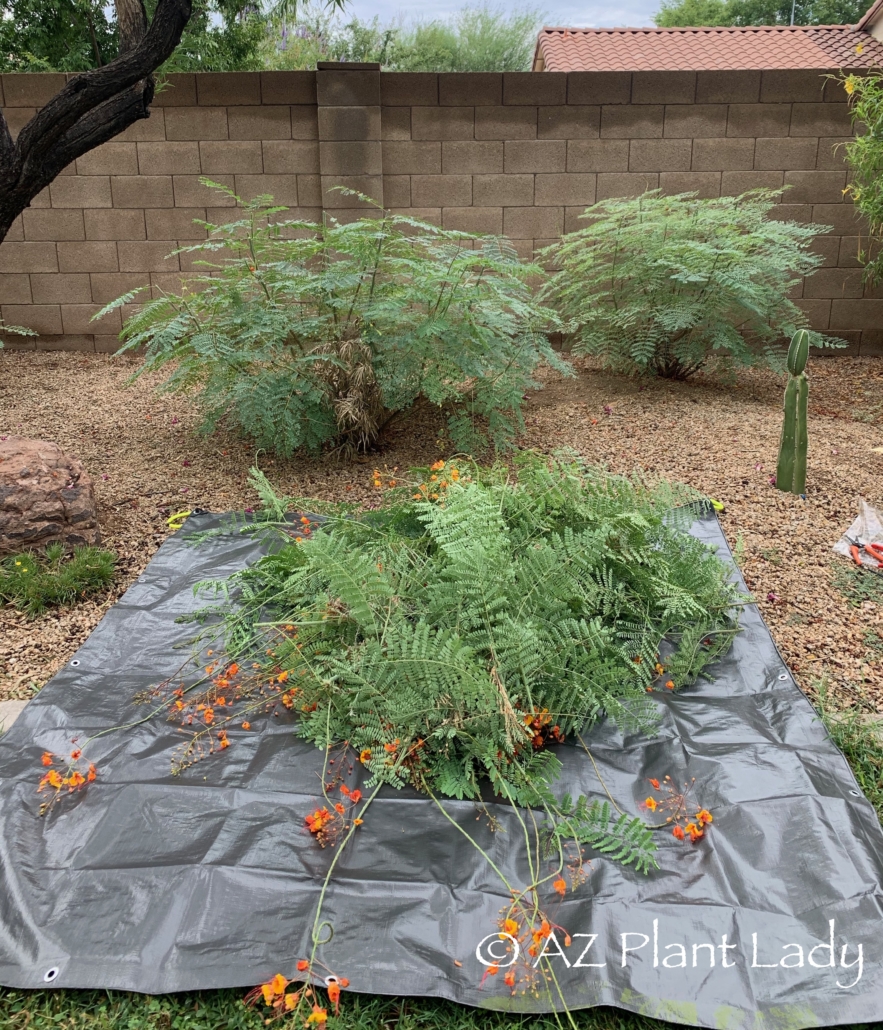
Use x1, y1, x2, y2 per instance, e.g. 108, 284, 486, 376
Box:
532, 25, 883, 72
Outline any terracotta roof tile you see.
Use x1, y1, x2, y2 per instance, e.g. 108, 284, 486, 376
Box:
534, 25, 883, 72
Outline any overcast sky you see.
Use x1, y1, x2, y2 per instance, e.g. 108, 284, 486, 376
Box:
341, 0, 658, 29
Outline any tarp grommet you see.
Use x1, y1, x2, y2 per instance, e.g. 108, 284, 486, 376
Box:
777, 673, 788, 680
69, 660, 80, 668
42, 967, 59, 983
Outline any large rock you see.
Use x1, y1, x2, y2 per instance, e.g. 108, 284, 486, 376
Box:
0, 436, 100, 554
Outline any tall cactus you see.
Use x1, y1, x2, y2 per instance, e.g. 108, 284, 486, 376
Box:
776, 329, 810, 495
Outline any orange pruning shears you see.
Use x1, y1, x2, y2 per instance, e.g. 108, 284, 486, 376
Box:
845, 535, 883, 568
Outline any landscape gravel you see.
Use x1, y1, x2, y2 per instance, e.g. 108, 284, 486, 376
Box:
1, 349, 882, 718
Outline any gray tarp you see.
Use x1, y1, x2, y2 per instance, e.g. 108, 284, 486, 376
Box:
0, 511, 881, 1030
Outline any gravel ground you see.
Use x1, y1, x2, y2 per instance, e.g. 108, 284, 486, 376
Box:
1, 349, 882, 714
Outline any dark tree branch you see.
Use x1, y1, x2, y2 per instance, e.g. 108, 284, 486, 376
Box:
0, 0, 192, 245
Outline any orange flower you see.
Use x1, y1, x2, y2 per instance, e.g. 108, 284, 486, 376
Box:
327, 981, 341, 1011
306, 1005, 327, 1024
203, 708, 214, 724
339, 978, 350, 988
242, 721, 251, 730
353, 818, 363, 826
65, 771, 86, 790
485, 963, 499, 976
553, 877, 567, 896
278, 671, 290, 683
261, 983, 275, 1006
284, 992, 299, 1011
665, 680, 675, 690
41, 752, 53, 767
383, 742, 397, 753
430, 460, 445, 471
227, 663, 239, 677
644, 796, 657, 812
686, 822, 704, 843
649, 778, 660, 790
38, 769, 63, 791
269, 973, 288, 996
297, 960, 309, 972
696, 809, 713, 826
359, 749, 371, 764
334, 802, 345, 814
219, 738, 230, 750
502, 917, 519, 937
504, 969, 516, 988
86, 764, 97, 782
300, 517, 310, 526
450, 469, 460, 481
349, 789, 362, 804
672, 825, 686, 841
70, 749, 81, 760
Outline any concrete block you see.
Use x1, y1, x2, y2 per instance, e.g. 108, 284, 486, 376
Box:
538, 106, 600, 139
754, 137, 819, 170
297, 175, 323, 207
164, 106, 228, 141
601, 105, 664, 138
151, 74, 197, 107
692, 138, 755, 170
831, 298, 883, 330
720, 170, 784, 195
838, 236, 865, 266
803, 267, 864, 298
783, 170, 847, 205
94, 335, 126, 354
475, 107, 537, 140
262, 141, 320, 174
659, 171, 721, 198
382, 107, 411, 140
567, 72, 632, 105
411, 107, 475, 140
85, 209, 146, 241
760, 69, 830, 104
567, 139, 630, 172
172, 174, 235, 207
111, 175, 174, 208
504, 72, 567, 105
411, 175, 471, 207
22, 209, 85, 241
117, 241, 181, 272
811, 203, 863, 235
442, 141, 503, 173
34, 334, 99, 352
199, 141, 263, 174
440, 73, 501, 106
0, 274, 32, 304
629, 139, 692, 171
2, 107, 36, 141
795, 298, 831, 329
4, 216, 23, 241
596, 171, 659, 200
663, 105, 728, 138
317, 69, 380, 107
30, 273, 92, 304
75, 142, 138, 175
473, 174, 534, 206
57, 242, 118, 273
319, 140, 382, 175
503, 207, 563, 240
61, 303, 121, 335
696, 70, 761, 104
234, 174, 300, 205
261, 71, 316, 105
196, 72, 261, 106
115, 111, 166, 142
633, 71, 696, 104
442, 207, 503, 234
145, 209, 207, 241
318, 106, 381, 140
504, 140, 566, 172
534, 173, 596, 206
767, 202, 813, 222
727, 104, 791, 138
790, 102, 852, 137
383, 175, 410, 207
382, 141, 441, 174
1, 72, 66, 107
320, 175, 384, 208
48, 177, 112, 208
816, 137, 850, 170
1, 304, 62, 335
0, 242, 58, 273
137, 141, 201, 175
381, 73, 438, 106
291, 106, 320, 139
228, 106, 292, 140
0, 700, 28, 734
808, 234, 840, 267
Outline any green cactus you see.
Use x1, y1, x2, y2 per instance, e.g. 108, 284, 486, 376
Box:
776, 330, 810, 495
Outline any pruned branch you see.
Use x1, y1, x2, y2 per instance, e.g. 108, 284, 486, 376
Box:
0, 0, 192, 245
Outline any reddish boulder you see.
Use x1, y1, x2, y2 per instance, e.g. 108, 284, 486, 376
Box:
0, 436, 100, 554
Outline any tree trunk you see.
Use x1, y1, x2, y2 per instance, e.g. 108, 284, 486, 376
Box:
0, 0, 192, 248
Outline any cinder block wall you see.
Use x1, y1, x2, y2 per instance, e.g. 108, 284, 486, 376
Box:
0, 66, 879, 355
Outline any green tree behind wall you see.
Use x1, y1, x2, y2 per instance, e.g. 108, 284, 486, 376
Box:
654, 0, 868, 26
